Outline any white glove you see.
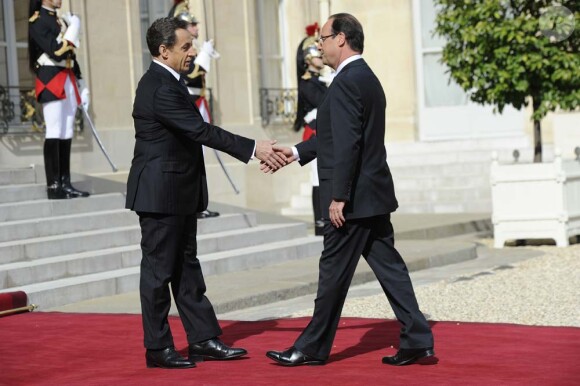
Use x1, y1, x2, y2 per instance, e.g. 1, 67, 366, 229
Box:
78, 79, 90, 110
61, 11, 73, 25
194, 51, 211, 72
201, 40, 220, 59
63, 14, 81, 48
319, 67, 336, 86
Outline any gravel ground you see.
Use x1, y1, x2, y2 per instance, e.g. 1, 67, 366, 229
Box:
293, 241, 580, 327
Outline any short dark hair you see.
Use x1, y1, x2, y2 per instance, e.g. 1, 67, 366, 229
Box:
330, 13, 364, 53
146, 17, 189, 57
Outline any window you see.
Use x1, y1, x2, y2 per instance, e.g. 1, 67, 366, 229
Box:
139, 0, 174, 72
412, 0, 523, 140
0, 1, 34, 131
257, 0, 289, 89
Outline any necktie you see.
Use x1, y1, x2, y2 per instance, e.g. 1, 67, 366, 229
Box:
179, 76, 188, 91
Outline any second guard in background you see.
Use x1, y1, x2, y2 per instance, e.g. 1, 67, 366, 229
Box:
171, 0, 221, 219
28, 0, 90, 199
296, 28, 329, 236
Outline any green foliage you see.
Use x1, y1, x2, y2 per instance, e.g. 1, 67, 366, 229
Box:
433, 0, 579, 121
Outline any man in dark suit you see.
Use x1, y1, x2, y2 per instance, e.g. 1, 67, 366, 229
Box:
265, 13, 434, 366
126, 17, 286, 369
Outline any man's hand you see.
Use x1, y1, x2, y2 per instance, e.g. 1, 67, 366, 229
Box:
255, 140, 288, 171
259, 145, 295, 174
78, 79, 90, 110
329, 200, 346, 228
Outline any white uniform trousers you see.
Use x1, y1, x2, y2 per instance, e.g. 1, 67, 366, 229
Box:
43, 73, 78, 139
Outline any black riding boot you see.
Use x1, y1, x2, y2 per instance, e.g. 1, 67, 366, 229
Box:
312, 186, 324, 236
44, 139, 70, 199
59, 139, 90, 198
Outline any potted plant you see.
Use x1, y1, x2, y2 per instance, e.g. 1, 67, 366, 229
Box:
434, 0, 580, 246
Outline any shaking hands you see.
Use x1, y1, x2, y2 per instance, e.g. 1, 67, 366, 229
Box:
255, 141, 294, 172
258, 144, 295, 174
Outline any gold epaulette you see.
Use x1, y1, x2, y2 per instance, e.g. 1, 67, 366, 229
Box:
186, 63, 205, 80
54, 40, 73, 56
301, 72, 312, 80
29, 11, 40, 23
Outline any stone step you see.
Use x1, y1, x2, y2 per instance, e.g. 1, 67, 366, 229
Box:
0, 212, 256, 243
396, 201, 492, 214
0, 193, 126, 222
3, 235, 323, 309
0, 167, 36, 186
206, 239, 478, 314
385, 136, 532, 166
395, 187, 491, 203
0, 183, 47, 204
199, 235, 322, 276
0, 245, 141, 289
390, 162, 491, 178
0, 225, 141, 264
0, 213, 261, 288
393, 175, 491, 190
0, 222, 307, 265
0, 209, 136, 243
281, 207, 313, 216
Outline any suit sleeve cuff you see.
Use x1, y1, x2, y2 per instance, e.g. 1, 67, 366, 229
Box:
250, 141, 256, 160
291, 146, 300, 162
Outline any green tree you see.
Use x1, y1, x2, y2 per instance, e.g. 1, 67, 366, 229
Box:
434, 0, 579, 162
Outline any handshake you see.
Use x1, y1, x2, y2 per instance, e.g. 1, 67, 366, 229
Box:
255, 140, 294, 174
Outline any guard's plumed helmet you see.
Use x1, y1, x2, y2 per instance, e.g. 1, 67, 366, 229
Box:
171, 0, 199, 24
302, 36, 321, 61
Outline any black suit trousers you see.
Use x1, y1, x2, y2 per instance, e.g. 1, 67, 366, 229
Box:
294, 214, 433, 359
138, 212, 222, 349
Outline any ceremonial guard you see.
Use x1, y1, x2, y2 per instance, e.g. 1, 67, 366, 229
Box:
28, 0, 90, 199
171, 1, 222, 219
296, 29, 329, 236
293, 22, 319, 132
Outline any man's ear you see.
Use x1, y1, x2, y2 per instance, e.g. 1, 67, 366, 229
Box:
336, 32, 346, 47
159, 44, 169, 59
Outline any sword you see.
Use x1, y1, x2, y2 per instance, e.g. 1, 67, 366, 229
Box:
82, 106, 118, 172
203, 0, 210, 42
212, 148, 240, 194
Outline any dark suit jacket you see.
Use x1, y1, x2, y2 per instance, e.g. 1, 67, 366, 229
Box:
296, 59, 398, 220
126, 62, 255, 215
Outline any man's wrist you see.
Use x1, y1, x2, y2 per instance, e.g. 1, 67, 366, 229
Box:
291, 146, 300, 161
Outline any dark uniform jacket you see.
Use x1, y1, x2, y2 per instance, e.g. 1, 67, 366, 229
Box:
183, 59, 206, 101
126, 62, 255, 215
296, 59, 398, 220
298, 71, 327, 130
29, 7, 81, 103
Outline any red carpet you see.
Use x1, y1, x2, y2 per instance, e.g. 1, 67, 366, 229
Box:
0, 313, 578, 386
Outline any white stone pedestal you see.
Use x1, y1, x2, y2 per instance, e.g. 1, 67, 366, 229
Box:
491, 151, 580, 247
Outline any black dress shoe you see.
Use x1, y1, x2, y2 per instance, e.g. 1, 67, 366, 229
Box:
145, 347, 196, 369
266, 347, 325, 366
189, 338, 247, 360
47, 184, 72, 200
62, 184, 90, 198
382, 347, 435, 366
196, 210, 220, 219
